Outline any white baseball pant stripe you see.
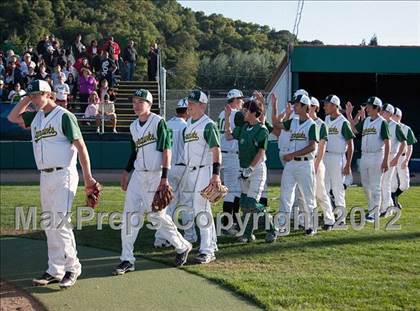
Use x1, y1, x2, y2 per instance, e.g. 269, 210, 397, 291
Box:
222, 152, 241, 202
360, 152, 384, 216
381, 153, 397, 212
391, 155, 410, 192
324, 152, 346, 208
183, 165, 217, 255
121, 170, 191, 264
155, 165, 197, 243
40, 166, 81, 279
280, 160, 316, 228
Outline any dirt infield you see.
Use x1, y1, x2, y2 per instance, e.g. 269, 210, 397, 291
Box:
0, 280, 45, 311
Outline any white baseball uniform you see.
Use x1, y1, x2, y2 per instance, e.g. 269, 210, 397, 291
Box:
120, 113, 191, 264
324, 114, 355, 210
183, 114, 218, 255
392, 123, 417, 192
279, 118, 318, 229
25, 105, 81, 279
380, 120, 406, 212
357, 116, 390, 216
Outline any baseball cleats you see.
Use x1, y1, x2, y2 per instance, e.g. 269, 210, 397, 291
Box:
222, 226, 239, 237
175, 244, 192, 267
238, 234, 256, 243
323, 224, 333, 231
154, 239, 171, 248
32, 272, 60, 286
194, 253, 216, 264
365, 215, 375, 223
305, 228, 316, 236
59, 271, 81, 289
265, 231, 277, 243
113, 261, 135, 275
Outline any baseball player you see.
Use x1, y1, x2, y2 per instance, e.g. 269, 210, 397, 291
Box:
154, 98, 198, 247
8, 80, 97, 288
272, 94, 319, 236
391, 108, 417, 208
323, 94, 355, 223
308, 97, 336, 230
217, 89, 243, 235
379, 103, 407, 216
114, 89, 192, 274
347, 97, 390, 222
224, 98, 277, 243
183, 90, 221, 264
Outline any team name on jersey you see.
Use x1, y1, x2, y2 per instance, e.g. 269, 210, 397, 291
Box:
185, 131, 199, 142
362, 127, 377, 136
34, 124, 58, 143
135, 132, 156, 149
328, 127, 339, 135
290, 132, 307, 141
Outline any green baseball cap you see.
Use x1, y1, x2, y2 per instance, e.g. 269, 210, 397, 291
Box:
26, 80, 52, 95
133, 89, 153, 104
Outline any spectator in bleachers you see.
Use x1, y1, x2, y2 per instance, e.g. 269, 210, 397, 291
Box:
102, 36, 120, 70
20, 53, 36, 77
85, 91, 100, 122
6, 50, 19, 65
0, 58, 4, 79
123, 40, 137, 81
72, 34, 86, 60
5, 60, 22, 86
99, 50, 116, 87
78, 68, 98, 111
87, 40, 100, 65
44, 45, 55, 72
98, 78, 110, 103
8, 82, 26, 104
22, 66, 37, 88
0, 80, 7, 102
36, 34, 50, 58
66, 73, 77, 100
24, 45, 38, 65
74, 57, 91, 77
34, 64, 50, 81
147, 43, 159, 81
97, 93, 117, 133
54, 73, 70, 108
63, 60, 78, 79
51, 64, 66, 85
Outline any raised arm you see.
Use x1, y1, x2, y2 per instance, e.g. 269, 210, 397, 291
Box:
7, 96, 31, 125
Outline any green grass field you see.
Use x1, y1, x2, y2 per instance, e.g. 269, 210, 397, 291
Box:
1, 184, 419, 310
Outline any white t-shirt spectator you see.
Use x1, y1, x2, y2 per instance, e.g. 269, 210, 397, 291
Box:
85, 103, 99, 118
54, 83, 70, 101
20, 61, 36, 76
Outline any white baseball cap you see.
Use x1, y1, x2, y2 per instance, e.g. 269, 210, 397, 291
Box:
294, 89, 309, 97
323, 94, 341, 107
26, 79, 52, 94
394, 107, 402, 117
310, 96, 320, 107
133, 89, 153, 104
177, 98, 188, 108
188, 90, 208, 104
227, 89, 244, 100
383, 103, 395, 114
364, 96, 382, 108
293, 94, 311, 106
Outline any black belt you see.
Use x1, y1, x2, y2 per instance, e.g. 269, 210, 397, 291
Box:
175, 163, 186, 166
40, 167, 63, 173
221, 151, 238, 154
294, 157, 310, 161
191, 165, 205, 170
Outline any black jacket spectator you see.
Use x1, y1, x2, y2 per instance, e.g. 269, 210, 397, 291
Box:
147, 44, 159, 81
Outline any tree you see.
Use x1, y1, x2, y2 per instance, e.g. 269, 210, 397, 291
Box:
369, 34, 378, 46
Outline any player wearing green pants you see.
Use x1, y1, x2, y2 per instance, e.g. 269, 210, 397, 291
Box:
224, 98, 276, 243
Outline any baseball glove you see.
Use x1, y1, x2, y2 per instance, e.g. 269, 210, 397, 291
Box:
86, 182, 102, 209
151, 184, 174, 212
200, 183, 228, 203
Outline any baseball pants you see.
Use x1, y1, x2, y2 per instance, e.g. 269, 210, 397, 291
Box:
222, 152, 241, 202
120, 170, 191, 264
40, 166, 81, 279
314, 161, 336, 225
154, 164, 197, 243
360, 152, 384, 216
324, 152, 346, 209
391, 155, 410, 192
381, 153, 397, 213
183, 165, 218, 255
280, 159, 316, 229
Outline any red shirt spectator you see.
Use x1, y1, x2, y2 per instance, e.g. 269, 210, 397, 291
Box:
102, 36, 120, 62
